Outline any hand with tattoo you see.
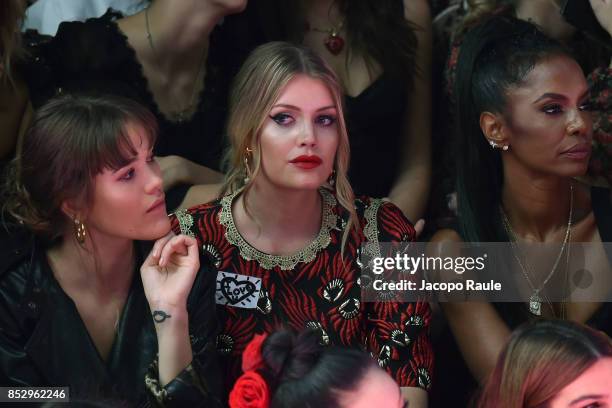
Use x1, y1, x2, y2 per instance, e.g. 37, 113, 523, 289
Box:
140, 232, 200, 320
141, 232, 199, 385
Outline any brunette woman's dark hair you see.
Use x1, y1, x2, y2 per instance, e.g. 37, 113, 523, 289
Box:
478, 319, 612, 408
454, 15, 571, 242
1, 93, 158, 240
261, 329, 375, 408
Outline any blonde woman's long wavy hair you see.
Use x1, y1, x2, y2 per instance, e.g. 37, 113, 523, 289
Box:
221, 41, 358, 249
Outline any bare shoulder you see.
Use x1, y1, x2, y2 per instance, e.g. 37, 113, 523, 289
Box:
180, 183, 223, 209
430, 228, 463, 243
403, 0, 431, 25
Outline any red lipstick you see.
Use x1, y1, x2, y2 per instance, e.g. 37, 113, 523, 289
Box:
289, 155, 322, 169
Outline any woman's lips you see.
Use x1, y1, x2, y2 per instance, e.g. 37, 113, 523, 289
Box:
289, 155, 322, 169
147, 197, 166, 213
561, 144, 591, 160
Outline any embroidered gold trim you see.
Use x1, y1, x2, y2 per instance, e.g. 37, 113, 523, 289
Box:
174, 209, 195, 238
218, 188, 338, 270
362, 198, 384, 259
144, 360, 168, 404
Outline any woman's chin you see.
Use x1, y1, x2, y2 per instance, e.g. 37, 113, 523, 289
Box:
139, 218, 172, 241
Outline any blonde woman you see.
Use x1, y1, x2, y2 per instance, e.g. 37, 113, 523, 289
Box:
171, 42, 432, 406
0, 94, 221, 406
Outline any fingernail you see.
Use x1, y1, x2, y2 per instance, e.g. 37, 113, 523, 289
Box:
159, 256, 164, 266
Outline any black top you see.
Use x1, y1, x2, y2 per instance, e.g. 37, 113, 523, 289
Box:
345, 73, 409, 198
0, 230, 222, 407
20, 10, 263, 208
430, 187, 612, 408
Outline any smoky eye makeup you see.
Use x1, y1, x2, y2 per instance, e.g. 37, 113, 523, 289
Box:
270, 112, 294, 125
315, 114, 337, 126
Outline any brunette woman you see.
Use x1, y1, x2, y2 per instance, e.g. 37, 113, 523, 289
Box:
0, 94, 221, 406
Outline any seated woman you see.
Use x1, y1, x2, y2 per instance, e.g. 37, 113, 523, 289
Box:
21, 0, 256, 209
170, 42, 433, 407
478, 320, 612, 408
242, 0, 432, 222
430, 15, 612, 406
229, 328, 408, 408
0, 94, 221, 406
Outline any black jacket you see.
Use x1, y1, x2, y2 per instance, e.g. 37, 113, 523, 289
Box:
0, 227, 222, 407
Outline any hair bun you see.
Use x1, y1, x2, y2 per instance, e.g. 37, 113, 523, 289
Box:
261, 328, 323, 384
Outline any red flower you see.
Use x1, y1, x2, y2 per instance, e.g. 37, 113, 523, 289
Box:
229, 371, 270, 408
242, 333, 268, 372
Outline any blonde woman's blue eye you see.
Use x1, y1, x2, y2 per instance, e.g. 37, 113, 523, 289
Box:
316, 115, 336, 126
271, 113, 293, 125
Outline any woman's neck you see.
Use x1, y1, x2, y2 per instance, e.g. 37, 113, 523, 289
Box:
144, 1, 220, 56
119, 0, 224, 76
501, 162, 573, 242
48, 232, 135, 299
236, 183, 322, 243
304, 0, 343, 24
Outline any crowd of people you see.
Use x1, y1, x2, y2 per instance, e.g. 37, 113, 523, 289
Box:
0, 0, 611, 407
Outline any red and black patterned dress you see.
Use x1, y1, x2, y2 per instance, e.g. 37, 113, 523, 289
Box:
170, 188, 433, 395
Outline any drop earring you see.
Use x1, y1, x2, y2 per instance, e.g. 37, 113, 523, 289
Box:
73, 218, 86, 244
244, 147, 254, 184
328, 169, 336, 187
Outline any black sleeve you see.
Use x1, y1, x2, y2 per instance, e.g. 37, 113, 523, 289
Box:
0, 248, 46, 388
144, 258, 222, 408
22, 10, 140, 108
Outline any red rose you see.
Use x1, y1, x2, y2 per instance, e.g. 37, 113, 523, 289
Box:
242, 333, 268, 372
229, 371, 270, 408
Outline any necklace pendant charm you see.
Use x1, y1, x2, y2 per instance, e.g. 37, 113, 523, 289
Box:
529, 293, 542, 316
325, 32, 344, 55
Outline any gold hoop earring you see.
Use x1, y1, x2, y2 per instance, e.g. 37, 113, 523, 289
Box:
74, 218, 86, 244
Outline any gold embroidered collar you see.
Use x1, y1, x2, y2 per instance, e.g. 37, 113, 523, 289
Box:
218, 188, 338, 270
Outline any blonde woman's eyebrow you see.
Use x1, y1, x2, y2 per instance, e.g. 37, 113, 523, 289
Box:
271, 103, 336, 112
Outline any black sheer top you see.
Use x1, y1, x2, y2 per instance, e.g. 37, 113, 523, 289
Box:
23, 10, 235, 171
345, 73, 409, 197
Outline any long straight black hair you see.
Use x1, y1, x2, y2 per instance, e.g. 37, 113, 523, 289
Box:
454, 15, 572, 242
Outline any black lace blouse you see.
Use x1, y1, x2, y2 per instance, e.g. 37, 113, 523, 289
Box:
21, 10, 256, 185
